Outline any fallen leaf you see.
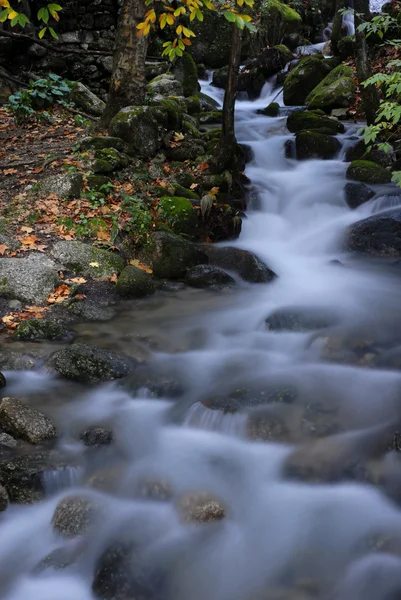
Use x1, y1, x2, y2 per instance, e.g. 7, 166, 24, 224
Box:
129, 259, 153, 274
199, 162, 209, 172
21, 234, 39, 245
47, 284, 71, 304
74, 294, 87, 301
0, 244, 8, 256
2, 315, 15, 324
109, 272, 118, 284
190, 183, 199, 190
66, 277, 87, 284
209, 186, 220, 196
89, 261, 99, 268
3, 168, 18, 175
20, 226, 33, 233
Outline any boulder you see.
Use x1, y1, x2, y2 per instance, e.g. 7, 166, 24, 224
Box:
346, 209, 401, 257
115, 266, 155, 299
337, 35, 355, 60
344, 182, 375, 209
165, 138, 206, 161
0, 254, 60, 304
139, 232, 207, 279
52, 495, 98, 538
344, 139, 394, 168
173, 53, 199, 96
36, 173, 83, 199
110, 106, 162, 159
80, 427, 113, 446
260, 102, 280, 117
147, 73, 183, 97
151, 97, 184, 130
199, 110, 222, 125
13, 319, 72, 342
185, 95, 201, 115
295, 131, 341, 160
265, 306, 338, 331
259, 0, 302, 46
70, 82, 105, 117
198, 92, 220, 112
157, 196, 198, 236
46, 344, 137, 384
287, 110, 344, 134
50, 241, 124, 279
238, 46, 294, 98
185, 265, 236, 288
346, 160, 392, 184
306, 64, 356, 111
0, 397, 57, 444
68, 301, 115, 322
87, 175, 112, 191
177, 492, 225, 523
283, 56, 332, 106
80, 136, 127, 153
93, 148, 129, 174
205, 246, 276, 283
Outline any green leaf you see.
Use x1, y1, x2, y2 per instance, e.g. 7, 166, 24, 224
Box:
224, 10, 236, 21
38, 7, 49, 23
49, 27, 58, 39
10, 15, 19, 26
17, 12, 29, 26
39, 26, 47, 39
0, 9, 8, 22
48, 3, 62, 11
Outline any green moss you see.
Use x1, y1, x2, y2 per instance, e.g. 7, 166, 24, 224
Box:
261, 0, 302, 46
337, 35, 355, 60
202, 128, 222, 141
185, 95, 201, 115
151, 98, 184, 130
346, 160, 391, 184
80, 137, 127, 152
275, 44, 294, 62
92, 159, 113, 174
199, 111, 223, 125
287, 110, 344, 134
183, 119, 201, 138
94, 148, 129, 170
170, 183, 200, 200
296, 131, 341, 160
174, 172, 196, 188
157, 196, 198, 235
283, 56, 332, 106
306, 75, 356, 111
115, 266, 155, 299
306, 64, 354, 103
13, 319, 70, 341
261, 102, 280, 117
87, 175, 112, 191
174, 53, 199, 97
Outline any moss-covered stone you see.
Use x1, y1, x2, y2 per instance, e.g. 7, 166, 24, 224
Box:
70, 82, 105, 116
346, 160, 391, 184
199, 111, 223, 125
157, 196, 198, 235
306, 65, 356, 111
87, 175, 112, 191
185, 95, 201, 115
287, 110, 345, 134
295, 131, 341, 160
110, 106, 162, 159
185, 264, 236, 289
147, 73, 183, 97
151, 97, 184, 130
50, 241, 124, 280
275, 44, 294, 62
13, 319, 71, 342
201, 127, 222, 141
182, 119, 201, 138
169, 183, 200, 200
174, 53, 199, 96
139, 231, 207, 279
190, 12, 232, 68
283, 56, 332, 106
93, 148, 129, 174
115, 266, 155, 299
80, 136, 127, 153
174, 171, 196, 188
261, 102, 280, 117
260, 0, 302, 46
166, 138, 206, 161
337, 35, 355, 60
198, 92, 220, 112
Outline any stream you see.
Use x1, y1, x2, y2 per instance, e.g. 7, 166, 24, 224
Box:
4, 48, 401, 600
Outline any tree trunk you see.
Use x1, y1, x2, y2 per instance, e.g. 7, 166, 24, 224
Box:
331, 0, 344, 54
213, 24, 242, 172
354, 0, 379, 125
98, 0, 148, 130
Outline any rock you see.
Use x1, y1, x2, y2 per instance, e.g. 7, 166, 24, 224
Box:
295, 131, 341, 160
166, 137, 206, 161
0, 350, 42, 371
283, 32, 302, 50
345, 139, 394, 168
50, 241, 124, 280
185, 95, 201, 115
306, 65, 356, 111
0, 433, 17, 449
0, 485, 8, 511
174, 171, 196, 189
157, 196, 198, 236
283, 56, 332, 106
0, 397, 57, 444
169, 183, 200, 200
0, 234, 20, 252
36, 173, 84, 199
87, 175, 112, 191
46, 344, 137, 384
261, 102, 280, 117
287, 110, 345, 134
198, 92, 220, 112
151, 97, 184, 130
92, 148, 129, 174
80, 136, 127, 153
174, 53, 199, 96
247, 407, 290, 442
68, 300, 115, 322
331, 108, 348, 119
13, 319, 72, 342
239, 47, 293, 98
52, 495, 98, 538
198, 110, 222, 125
346, 209, 401, 257
185, 264, 236, 288
147, 73, 183, 97
0, 373, 5, 389
0, 254, 60, 304
205, 246, 276, 283
115, 266, 155, 299
70, 82, 105, 116
259, 0, 302, 46
177, 492, 225, 522
337, 35, 355, 60
346, 160, 391, 184
344, 182, 375, 209
80, 428, 112, 446
139, 232, 207, 279
110, 105, 162, 159
28, 43, 47, 59
265, 306, 338, 331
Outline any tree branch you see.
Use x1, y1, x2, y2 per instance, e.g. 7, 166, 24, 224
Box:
0, 29, 113, 56
0, 68, 27, 88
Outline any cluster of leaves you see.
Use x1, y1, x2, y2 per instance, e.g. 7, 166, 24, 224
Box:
7, 74, 73, 124
0, 0, 62, 37
137, 0, 255, 60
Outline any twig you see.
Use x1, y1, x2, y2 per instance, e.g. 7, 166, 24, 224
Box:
0, 159, 37, 168
62, 105, 98, 121
0, 68, 27, 88
0, 29, 112, 56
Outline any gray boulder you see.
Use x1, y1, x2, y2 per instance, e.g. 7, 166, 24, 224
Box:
110, 105, 162, 159
70, 82, 105, 116
139, 232, 207, 279
147, 73, 184, 97
0, 485, 8, 512
185, 265, 236, 288
50, 241, 124, 280
0, 397, 57, 444
52, 495, 98, 538
0, 254, 60, 304
205, 246, 276, 283
13, 319, 72, 342
346, 210, 401, 257
45, 344, 137, 384
115, 266, 155, 298
36, 173, 84, 199
344, 182, 375, 209
68, 301, 115, 322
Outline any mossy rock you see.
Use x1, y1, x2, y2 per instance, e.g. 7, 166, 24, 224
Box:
147, 74, 183, 97
131, 158, 149, 183
260, 102, 280, 117
287, 110, 344, 134
93, 148, 129, 173
174, 53, 199, 96
202, 127, 222, 141
139, 231, 207, 279
110, 106, 162, 159
13, 319, 72, 342
157, 196, 198, 235
199, 111, 223, 125
50, 241, 124, 280
190, 11, 232, 68
80, 136, 127, 153
346, 160, 391, 184
283, 56, 332, 106
306, 65, 356, 111
198, 92, 220, 112
275, 44, 294, 62
260, 0, 302, 46
173, 171, 196, 188
182, 119, 201, 138
165, 138, 206, 161
87, 175, 112, 191
295, 131, 341, 160
169, 183, 200, 200
115, 266, 155, 299
337, 35, 356, 60
185, 95, 201, 115
151, 97, 184, 130
70, 82, 105, 117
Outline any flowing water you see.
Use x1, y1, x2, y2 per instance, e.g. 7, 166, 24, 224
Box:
3, 60, 401, 600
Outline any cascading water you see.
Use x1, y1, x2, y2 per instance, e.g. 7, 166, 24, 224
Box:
3, 52, 401, 600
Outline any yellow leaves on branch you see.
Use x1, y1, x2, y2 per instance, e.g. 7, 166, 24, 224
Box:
137, 0, 255, 59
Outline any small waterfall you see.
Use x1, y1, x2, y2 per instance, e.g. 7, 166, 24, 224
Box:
41, 466, 83, 496
183, 402, 248, 437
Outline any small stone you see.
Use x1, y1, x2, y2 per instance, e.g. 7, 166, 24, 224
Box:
52, 495, 97, 538
185, 264, 236, 289
70, 82, 105, 116
37, 173, 83, 199
177, 492, 225, 523
0, 398, 57, 444
0, 433, 18, 449
80, 428, 113, 446
8, 299, 22, 310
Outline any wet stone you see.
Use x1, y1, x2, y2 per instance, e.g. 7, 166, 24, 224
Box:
177, 492, 225, 523
0, 398, 57, 444
80, 427, 113, 447
52, 495, 98, 538
0, 484, 9, 511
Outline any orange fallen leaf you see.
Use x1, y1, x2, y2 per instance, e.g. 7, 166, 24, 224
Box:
0, 244, 8, 256
21, 234, 39, 245
3, 168, 17, 175
47, 284, 71, 304
190, 183, 199, 190
109, 273, 118, 284
199, 162, 209, 172
65, 277, 87, 284
129, 259, 153, 274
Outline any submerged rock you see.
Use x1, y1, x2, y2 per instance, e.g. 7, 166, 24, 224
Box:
286, 110, 344, 134
265, 306, 338, 332
295, 131, 341, 160
46, 344, 137, 384
0, 398, 57, 444
344, 182, 375, 209
205, 246, 276, 283
261, 102, 280, 117
68, 300, 115, 322
185, 265, 236, 289
13, 319, 72, 342
177, 492, 225, 523
346, 209, 401, 257
115, 266, 155, 299
0, 254, 60, 304
346, 160, 391, 185
139, 232, 207, 279
50, 241, 124, 280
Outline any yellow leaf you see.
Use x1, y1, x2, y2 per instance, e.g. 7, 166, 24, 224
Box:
137, 21, 147, 29
0, 1, 10, 7
210, 186, 220, 196
182, 26, 195, 37
89, 261, 99, 268
166, 13, 175, 24
7, 9, 17, 18
144, 23, 150, 35
176, 24, 183, 34
66, 277, 87, 284
129, 259, 153, 274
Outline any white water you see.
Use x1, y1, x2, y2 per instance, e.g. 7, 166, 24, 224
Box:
3, 64, 401, 600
